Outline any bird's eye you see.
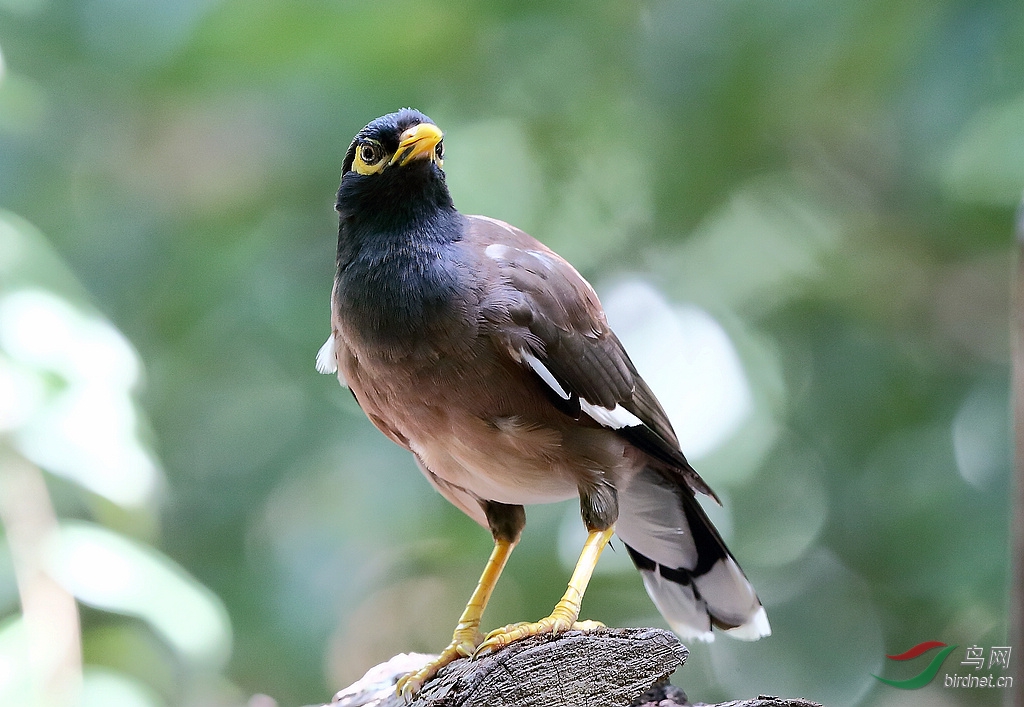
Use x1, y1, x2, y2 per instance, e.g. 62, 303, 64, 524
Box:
434, 140, 444, 162
351, 140, 387, 175
359, 143, 382, 166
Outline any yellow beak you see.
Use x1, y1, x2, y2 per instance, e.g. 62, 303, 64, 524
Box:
389, 122, 444, 168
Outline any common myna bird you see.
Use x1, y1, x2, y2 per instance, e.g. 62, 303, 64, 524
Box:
318, 109, 770, 697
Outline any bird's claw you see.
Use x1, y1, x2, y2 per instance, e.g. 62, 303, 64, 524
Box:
395, 635, 480, 700
472, 615, 603, 658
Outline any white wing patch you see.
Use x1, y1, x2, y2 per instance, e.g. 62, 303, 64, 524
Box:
485, 243, 512, 260
521, 350, 570, 400
316, 334, 339, 375
521, 350, 643, 429
580, 400, 643, 429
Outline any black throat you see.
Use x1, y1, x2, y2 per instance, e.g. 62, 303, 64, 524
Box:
333, 160, 466, 345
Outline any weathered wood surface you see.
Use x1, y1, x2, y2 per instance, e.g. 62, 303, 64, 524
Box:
328, 627, 823, 707
631, 682, 822, 707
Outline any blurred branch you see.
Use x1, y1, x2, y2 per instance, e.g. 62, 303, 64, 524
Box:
327, 628, 822, 707
0, 451, 82, 707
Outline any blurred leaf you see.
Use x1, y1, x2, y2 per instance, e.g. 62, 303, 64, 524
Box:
0, 616, 30, 707
47, 522, 232, 668
655, 175, 844, 314
80, 667, 164, 707
943, 93, 1024, 206
0, 71, 47, 135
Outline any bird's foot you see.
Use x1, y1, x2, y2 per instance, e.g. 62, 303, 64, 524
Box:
473, 609, 603, 658
396, 631, 482, 701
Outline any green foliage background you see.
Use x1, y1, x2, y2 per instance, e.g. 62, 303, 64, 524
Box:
0, 1, 1020, 706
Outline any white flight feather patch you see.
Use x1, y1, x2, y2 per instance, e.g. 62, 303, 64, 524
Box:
580, 399, 643, 429
521, 350, 570, 400
316, 334, 339, 375
520, 351, 643, 428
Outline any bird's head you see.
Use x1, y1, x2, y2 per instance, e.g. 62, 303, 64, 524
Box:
336, 109, 453, 229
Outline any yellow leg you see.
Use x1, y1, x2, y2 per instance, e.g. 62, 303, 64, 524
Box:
474, 526, 614, 657
396, 538, 515, 699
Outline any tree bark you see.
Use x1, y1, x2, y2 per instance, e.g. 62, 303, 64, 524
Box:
328, 627, 822, 707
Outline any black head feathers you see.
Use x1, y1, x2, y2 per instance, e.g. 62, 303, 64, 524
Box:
335, 109, 456, 248
341, 109, 436, 176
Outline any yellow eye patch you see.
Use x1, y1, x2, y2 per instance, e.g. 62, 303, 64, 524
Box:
352, 140, 387, 175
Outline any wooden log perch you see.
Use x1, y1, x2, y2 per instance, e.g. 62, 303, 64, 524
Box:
328, 627, 823, 707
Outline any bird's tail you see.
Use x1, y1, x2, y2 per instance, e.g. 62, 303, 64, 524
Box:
615, 466, 770, 642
